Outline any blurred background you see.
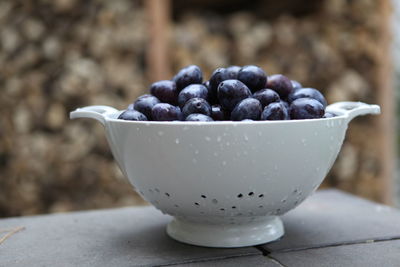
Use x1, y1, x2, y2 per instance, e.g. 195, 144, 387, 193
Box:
0, 0, 397, 217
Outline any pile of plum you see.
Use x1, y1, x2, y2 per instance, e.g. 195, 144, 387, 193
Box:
118, 65, 332, 122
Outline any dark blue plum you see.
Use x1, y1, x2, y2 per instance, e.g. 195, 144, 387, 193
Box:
288, 88, 327, 107
182, 98, 212, 118
289, 98, 324, 120
252, 89, 280, 108
237, 65, 267, 92
151, 103, 182, 121
225, 66, 241, 79
178, 84, 208, 107
208, 66, 241, 104
134, 94, 160, 120
209, 68, 226, 91
185, 114, 214, 121
231, 98, 262, 121
208, 68, 225, 103
266, 74, 294, 99
217, 79, 252, 111
150, 80, 178, 105
118, 110, 148, 121
211, 104, 227, 121
173, 65, 203, 91
204, 80, 217, 105
291, 80, 303, 90
261, 102, 290, 120
279, 100, 290, 110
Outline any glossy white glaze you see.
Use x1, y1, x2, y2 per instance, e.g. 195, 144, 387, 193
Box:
70, 101, 380, 247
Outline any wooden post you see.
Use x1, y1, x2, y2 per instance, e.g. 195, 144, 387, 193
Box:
145, 0, 172, 82
376, 0, 395, 204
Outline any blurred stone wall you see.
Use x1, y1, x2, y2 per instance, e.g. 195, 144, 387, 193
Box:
0, 0, 149, 216
392, 0, 400, 207
0, 0, 387, 217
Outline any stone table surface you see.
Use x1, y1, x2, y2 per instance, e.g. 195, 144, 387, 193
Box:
1, 189, 400, 267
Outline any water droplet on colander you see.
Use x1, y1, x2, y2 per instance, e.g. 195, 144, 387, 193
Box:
222, 161, 227, 166
258, 132, 263, 137
157, 131, 164, 136
194, 149, 199, 154
217, 172, 222, 177
316, 167, 320, 172
205, 136, 211, 141
243, 151, 248, 155
274, 165, 278, 171
244, 135, 249, 141
213, 152, 218, 157
183, 126, 189, 131
314, 132, 319, 136
226, 141, 230, 146
330, 136, 334, 141
281, 197, 287, 203
301, 138, 307, 146
192, 158, 197, 164
217, 136, 222, 142
175, 138, 180, 144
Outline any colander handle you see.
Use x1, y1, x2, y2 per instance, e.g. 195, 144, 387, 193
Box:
69, 105, 119, 125
326, 101, 380, 122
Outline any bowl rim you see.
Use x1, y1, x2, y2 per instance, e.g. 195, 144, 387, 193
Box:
106, 110, 346, 126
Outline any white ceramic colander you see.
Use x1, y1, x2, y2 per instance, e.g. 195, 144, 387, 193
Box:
70, 101, 380, 248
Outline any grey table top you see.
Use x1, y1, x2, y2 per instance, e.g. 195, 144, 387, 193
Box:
1, 189, 400, 267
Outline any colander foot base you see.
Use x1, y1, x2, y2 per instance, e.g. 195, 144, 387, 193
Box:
166, 216, 284, 248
